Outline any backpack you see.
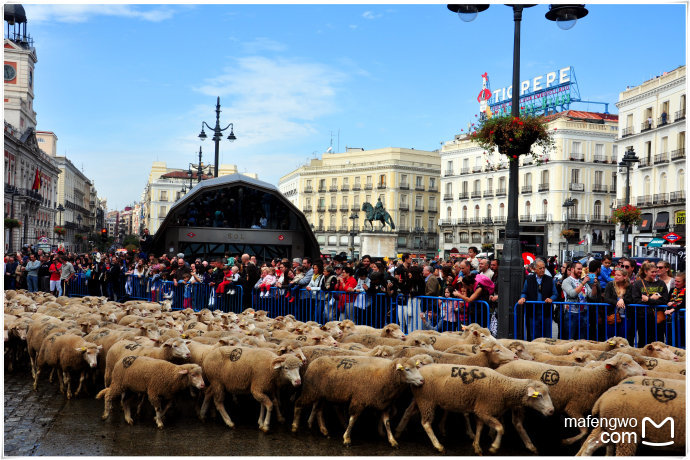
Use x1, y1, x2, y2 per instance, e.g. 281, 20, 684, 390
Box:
474, 274, 495, 296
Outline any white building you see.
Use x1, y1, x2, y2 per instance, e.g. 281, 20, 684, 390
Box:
614, 65, 686, 257
439, 111, 619, 259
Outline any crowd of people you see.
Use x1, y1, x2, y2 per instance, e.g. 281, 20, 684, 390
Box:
4, 243, 684, 347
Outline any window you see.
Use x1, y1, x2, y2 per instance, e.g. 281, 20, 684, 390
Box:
415, 216, 422, 228
446, 206, 452, 218
594, 171, 603, 185
474, 205, 480, 218
612, 145, 618, 161
319, 217, 324, 228
330, 215, 336, 226
499, 203, 505, 217
400, 174, 407, 185
594, 200, 602, 218
401, 194, 408, 205
354, 195, 360, 206
662, 136, 668, 153
343, 177, 349, 186
429, 196, 436, 209
499, 177, 506, 190
473, 180, 480, 192
541, 170, 549, 184
428, 217, 434, 229
486, 204, 492, 218
595, 144, 603, 156
445, 183, 453, 194
678, 170, 685, 191
159, 191, 168, 201
429, 177, 436, 188
572, 141, 581, 154
462, 206, 468, 219
571, 169, 580, 184
463, 158, 469, 168
159, 206, 167, 218
318, 197, 325, 207
524, 172, 532, 186
342, 196, 348, 206
365, 194, 371, 203
525, 201, 531, 216
446, 161, 453, 173
487, 178, 493, 190
462, 181, 468, 193
416, 176, 423, 187
643, 176, 650, 196
415, 195, 423, 207
659, 172, 667, 194
306, 179, 312, 188
366, 176, 372, 186
305, 198, 311, 207
354, 176, 361, 186
331, 178, 337, 187
612, 171, 617, 191
379, 174, 386, 186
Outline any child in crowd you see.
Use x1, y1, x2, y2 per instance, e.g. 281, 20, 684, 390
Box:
227, 266, 240, 295
286, 266, 305, 302
178, 273, 195, 309
148, 266, 161, 302
258, 267, 277, 297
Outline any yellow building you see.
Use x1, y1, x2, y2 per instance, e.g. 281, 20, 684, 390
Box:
279, 147, 441, 258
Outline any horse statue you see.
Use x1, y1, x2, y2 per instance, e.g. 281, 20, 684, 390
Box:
361, 200, 395, 231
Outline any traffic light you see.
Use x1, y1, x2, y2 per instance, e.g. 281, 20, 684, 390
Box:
100, 228, 107, 241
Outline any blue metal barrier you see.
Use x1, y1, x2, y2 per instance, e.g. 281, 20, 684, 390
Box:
513, 301, 685, 348
394, 295, 490, 334
66, 273, 89, 297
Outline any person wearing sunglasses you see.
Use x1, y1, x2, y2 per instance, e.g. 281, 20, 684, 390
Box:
618, 258, 637, 283
656, 261, 675, 292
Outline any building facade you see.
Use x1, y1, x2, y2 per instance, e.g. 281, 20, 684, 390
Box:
278, 147, 441, 258
142, 161, 258, 234
51, 154, 95, 252
4, 7, 60, 252
439, 111, 619, 259
614, 66, 686, 257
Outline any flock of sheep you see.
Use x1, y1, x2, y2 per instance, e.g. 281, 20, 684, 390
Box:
4, 289, 686, 456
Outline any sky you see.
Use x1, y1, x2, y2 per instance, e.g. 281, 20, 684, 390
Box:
22, 2, 687, 210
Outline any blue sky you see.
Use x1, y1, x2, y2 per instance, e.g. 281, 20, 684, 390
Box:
25, 2, 686, 210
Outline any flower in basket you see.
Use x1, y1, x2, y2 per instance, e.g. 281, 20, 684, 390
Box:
560, 229, 576, 240
53, 225, 66, 235
4, 218, 21, 229
471, 114, 555, 165
611, 205, 642, 226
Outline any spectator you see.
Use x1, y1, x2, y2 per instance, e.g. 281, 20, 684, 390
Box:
337, 266, 357, 321
467, 246, 479, 272
598, 255, 614, 289
656, 261, 675, 292
561, 261, 590, 340
139, 228, 153, 259
5, 255, 18, 290
517, 258, 557, 340
423, 264, 440, 298
631, 261, 669, 346
25, 253, 40, 293
59, 256, 76, 297
586, 259, 605, 341
478, 258, 494, 280
38, 254, 51, 293
49, 256, 62, 297
602, 266, 634, 343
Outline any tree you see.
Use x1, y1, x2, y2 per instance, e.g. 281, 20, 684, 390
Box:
122, 234, 141, 249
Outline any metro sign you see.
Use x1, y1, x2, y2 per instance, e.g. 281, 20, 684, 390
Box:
186, 232, 196, 238
278, 235, 284, 241
663, 232, 681, 243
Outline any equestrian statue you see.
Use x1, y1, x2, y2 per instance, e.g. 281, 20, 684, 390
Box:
361, 198, 395, 231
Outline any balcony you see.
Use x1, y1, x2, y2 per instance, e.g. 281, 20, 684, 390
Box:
593, 184, 608, 193
351, 204, 361, 211
670, 191, 685, 203
329, 186, 338, 192
675, 109, 686, 122
569, 153, 584, 162
569, 183, 585, 192
471, 191, 481, 198
590, 215, 610, 224
671, 148, 685, 161
621, 127, 634, 138
428, 184, 438, 192
519, 215, 532, 222
635, 195, 652, 207
318, 186, 326, 193
341, 185, 350, 192
303, 206, 313, 213
456, 218, 469, 226
428, 207, 438, 213
469, 217, 481, 225
314, 226, 324, 232
533, 214, 547, 222
364, 184, 373, 190
653, 193, 669, 205
638, 157, 652, 168
538, 183, 550, 192
352, 185, 361, 191
497, 163, 508, 170
399, 203, 410, 210
413, 227, 426, 233
641, 120, 654, 132
654, 153, 669, 165
459, 236, 470, 243
399, 183, 409, 190
377, 184, 387, 190
496, 188, 507, 197
658, 115, 670, 127
521, 185, 532, 194
339, 205, 350, 212
569, 214, 587, 222
415, 205, 425, 212
472, 166, 483, 173
610, 185, 618, 193
442, 193, 453, 201
317, 205, 326, 212
439, 218, 453, 226
444, 170, 455, 177
523, 158, 533, 166
494, 216, 507, 225
593, 154, 609, 163
460, 168, 470, 175
458, 192, 469, 200
328, 205, 337, 212
415, 184, 425, 191
327, 226, 337, 232
481, 217, 493, 225
483, 190, 494, 197
304, 187, 313, 193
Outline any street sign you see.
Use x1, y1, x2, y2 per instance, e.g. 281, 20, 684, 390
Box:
663, 232, 681, 243
522, 252, 536, 265
647, 238, 665, 248
676, 211, 685, 225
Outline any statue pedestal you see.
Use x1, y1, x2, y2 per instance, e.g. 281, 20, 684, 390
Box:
359, 232, 397, 258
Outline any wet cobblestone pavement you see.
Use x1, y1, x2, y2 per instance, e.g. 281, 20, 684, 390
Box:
3, 367, 676, 456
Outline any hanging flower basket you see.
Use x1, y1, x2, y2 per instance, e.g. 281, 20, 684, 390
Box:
560, 229, 576, 240
470, 114, 555, 164
4, 218, 21, 229
481, 243, 494, 252
612, 205, 642, 226
74, 233, 87, 241
54, 226, 66, 236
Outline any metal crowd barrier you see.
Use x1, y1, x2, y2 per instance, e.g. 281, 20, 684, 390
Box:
65, 273, 90, 297
395, 295, 491, 334
162, 281, 244, 313
513, 301, 686, 349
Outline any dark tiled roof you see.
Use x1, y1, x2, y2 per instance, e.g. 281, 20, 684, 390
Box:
545, 110, 618, 123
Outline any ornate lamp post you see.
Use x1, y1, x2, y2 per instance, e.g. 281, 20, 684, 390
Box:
76, 214, 83, 252
198, 97, 236, 178
448, 4, 588, 339
619, 147, 639, 257
349, 212, 359, 261
562, 198, 576, 260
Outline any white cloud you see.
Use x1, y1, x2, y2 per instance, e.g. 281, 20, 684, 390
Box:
362, 11, 382, 20
349, 24, 358, 29
242, 37, 287, 54
26, 5, 177, 23
194, 56, 349, 147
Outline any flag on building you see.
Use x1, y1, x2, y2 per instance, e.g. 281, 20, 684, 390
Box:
32, 168, 41, 191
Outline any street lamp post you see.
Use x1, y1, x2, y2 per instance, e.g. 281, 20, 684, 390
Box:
8, 186, 19, 252
619, 147, 639, 257
562, 198, 576, 261
447, 4, 588, 339
349, 212, 359, 261
56, 204, 65, 248
76, 214, 83, 252
198, 97, 237, 178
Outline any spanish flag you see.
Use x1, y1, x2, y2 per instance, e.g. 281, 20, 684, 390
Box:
32, 168, 41, 191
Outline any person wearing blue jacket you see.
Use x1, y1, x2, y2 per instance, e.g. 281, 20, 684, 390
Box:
598, 255, 614, 289
517, 259, 558, 340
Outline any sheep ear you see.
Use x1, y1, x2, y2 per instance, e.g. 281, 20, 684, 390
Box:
74, 347, 85, 353
97, 345, 103, 351
178, 369, 189, 375
396, 363, 405, 371
645, 344, 654, 351
472, 330, 478, 336
320, 325, 328, 331
272, 357, 286, 369
184, 340, 191, 345
605, 363, 615, 370
479, 348, 490, 353
163, 339, 174, 348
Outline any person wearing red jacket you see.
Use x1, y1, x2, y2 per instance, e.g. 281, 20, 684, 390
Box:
337, 266, 358, 321
49, 257, 62, 297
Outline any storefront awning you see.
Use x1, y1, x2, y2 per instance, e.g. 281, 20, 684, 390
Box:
654, 211, 670, 231
639, 213, 653, 232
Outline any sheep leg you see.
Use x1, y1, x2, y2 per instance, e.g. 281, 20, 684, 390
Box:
472, 417, 485, 455
316, 405, 329, 437
381, 410, 399, 448
49, 367, 56, 383
161, 399, 173, 417
483, 415, 504, 454
418, 403, 444, 454
575, 427, 604, 456
122, 395, 136, 425
74, 371, 86, 397
33, 367, 41, 391
64, 371, 73, 399
394, 400, 418, 438
258, 403, 266, 428
511, 408, 537, 454
438, 410, 449, 437
307, 402, 318, 429
57, 369, 64, 393
272, 395, 285, 423
213, 390, 235, 428
291, 404, 302, 432
342, 407, 362, 447
561, 409, 588, 445
199, 389, 213, 421
29, 354, 36, 379
150, 395, 165, 429
251, 390, 273, 432
136, 394, 146, 416
463, 413, 474, 439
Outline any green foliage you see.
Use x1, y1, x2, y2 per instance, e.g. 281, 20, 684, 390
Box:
4, 218, 20, 229
470, 114, 555, 163
122, 234, 141, 249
